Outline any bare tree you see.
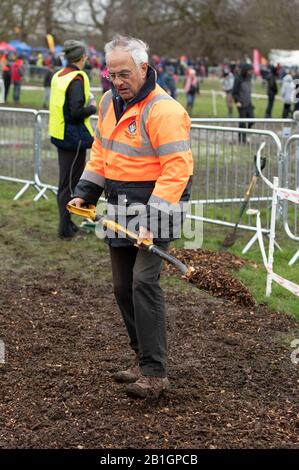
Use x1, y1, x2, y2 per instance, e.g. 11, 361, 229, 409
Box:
0, 0, 41, 42
2, 0, 299, 61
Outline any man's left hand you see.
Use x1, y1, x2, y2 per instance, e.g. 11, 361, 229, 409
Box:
137, 226, 153, 245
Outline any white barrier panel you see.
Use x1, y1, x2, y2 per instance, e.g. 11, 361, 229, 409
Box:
255, 144, 299, 296
190, 124, 282, 234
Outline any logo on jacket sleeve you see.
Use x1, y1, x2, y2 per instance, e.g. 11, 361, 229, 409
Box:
128, 120, 137, 134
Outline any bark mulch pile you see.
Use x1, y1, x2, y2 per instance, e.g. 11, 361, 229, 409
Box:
164, 248, 256, 307
0, 262, 298, 449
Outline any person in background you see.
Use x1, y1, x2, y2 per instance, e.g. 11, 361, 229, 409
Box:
232, 63, 254, 143
100, 62, 110, 94
70, 34, 193, 399
292, 67, 299, 112
163, 65, 177, 99
11, 55, 24, 104
264, 65, 278, 118
84, 56, 92, 81
281, 70, 294, 118
53, 54, 62, 68
43, 62, 54, 108
29, 51, 37, 79
36, 52, 44, 78
49, 40, 97, 239
43, 53, 54, 67
184, 67, 199, 116
220, 67, 235, 117
156, 64, 168, 91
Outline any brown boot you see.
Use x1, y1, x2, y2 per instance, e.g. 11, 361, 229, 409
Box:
126, 375, 170, 398
113, 361, 141, 383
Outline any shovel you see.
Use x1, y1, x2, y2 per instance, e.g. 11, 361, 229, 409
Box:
220, 154, 266, 250
67, 203, 256, 306
67, 203, 193, 277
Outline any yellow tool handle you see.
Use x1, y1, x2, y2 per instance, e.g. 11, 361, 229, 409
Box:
101, 218, 153, 247
67, 203, 153, 246
67, 203, 191, 276
66, 203, 97, 220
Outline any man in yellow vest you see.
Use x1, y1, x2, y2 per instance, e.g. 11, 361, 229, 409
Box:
49, 40, 97, 239
70, 35, 193, 398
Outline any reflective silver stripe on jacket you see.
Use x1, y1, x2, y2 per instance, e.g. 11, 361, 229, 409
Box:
101, 137, 154, 157
101, 137, 190, 157
100, 91, 112, 121
140, 95, 173, 154
94, 127, 102, 142
80, 169, 105, 187
147, 194, 190, 214
154, 140, 190, 156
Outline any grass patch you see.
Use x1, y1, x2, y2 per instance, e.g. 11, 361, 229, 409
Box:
1, 181, 298, 319
0, 183, 110, 284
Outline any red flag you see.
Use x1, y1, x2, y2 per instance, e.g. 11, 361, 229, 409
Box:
253, 49, 261, 76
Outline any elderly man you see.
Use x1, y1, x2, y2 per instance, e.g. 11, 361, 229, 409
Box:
70, 35, 193, 399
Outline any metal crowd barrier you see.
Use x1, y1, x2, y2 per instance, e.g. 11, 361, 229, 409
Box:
0, 107, 44, 200
282, 134, 299, 240
33, 111, 98, 201
0, 108, 297, 242
34, 110, 60, 200
191, 118, 298, 143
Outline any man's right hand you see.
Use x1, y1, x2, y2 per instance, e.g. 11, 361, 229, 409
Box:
69, 197, 86, 207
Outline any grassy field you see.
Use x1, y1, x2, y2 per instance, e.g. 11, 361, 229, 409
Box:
1, 181, 298, 319
2, 77, 285, 119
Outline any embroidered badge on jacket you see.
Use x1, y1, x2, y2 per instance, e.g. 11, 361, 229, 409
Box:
128, 120, 137, 134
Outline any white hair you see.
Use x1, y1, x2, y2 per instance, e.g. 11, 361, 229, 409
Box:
104, 34, 149, 65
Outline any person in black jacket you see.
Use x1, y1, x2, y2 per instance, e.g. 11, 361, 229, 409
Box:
49, 40, 97, 239
264, 65, 278, 118
43, 63, 54, 108
232, 63, 254, 143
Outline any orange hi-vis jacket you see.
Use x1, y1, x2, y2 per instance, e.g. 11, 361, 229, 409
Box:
75, 67, 193, 244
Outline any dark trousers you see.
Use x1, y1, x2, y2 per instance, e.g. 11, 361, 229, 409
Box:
3, 75, 11, 102
57, 147, 86, 237
186, 93, 196, 116
13, 81, 21, 102
238, 104, 254, 143
265, 94, 275, 118
282, 103, 292, 118
109, 244, 168, 377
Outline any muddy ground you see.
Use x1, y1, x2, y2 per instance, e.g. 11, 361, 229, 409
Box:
0, 251, 298, 449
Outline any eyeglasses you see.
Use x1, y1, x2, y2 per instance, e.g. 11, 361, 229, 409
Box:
106, 70, 132, 81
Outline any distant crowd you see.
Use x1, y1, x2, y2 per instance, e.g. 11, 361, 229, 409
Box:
1, 49, 299, 119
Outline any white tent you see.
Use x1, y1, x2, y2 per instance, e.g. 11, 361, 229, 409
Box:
269, 49, 299, 67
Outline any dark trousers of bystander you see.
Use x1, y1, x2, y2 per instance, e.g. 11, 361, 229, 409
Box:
238, 104, 254, 143
13, 81, 21, 102
3, 75, 11, 102
57, 147, 86, 238
265, 93, 275, 118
